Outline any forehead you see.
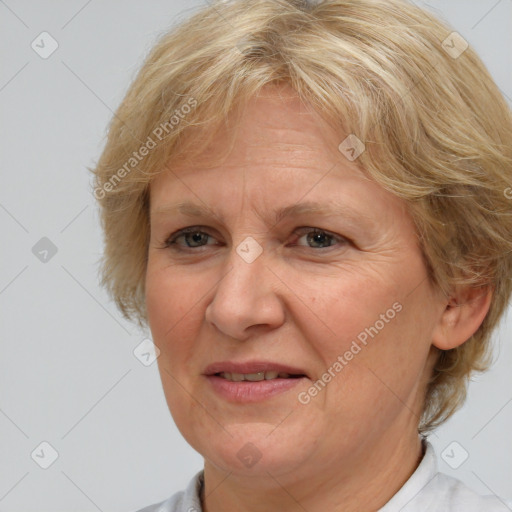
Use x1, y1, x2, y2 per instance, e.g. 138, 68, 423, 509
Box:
161, 84, 348, 175
148, 84, 409, 229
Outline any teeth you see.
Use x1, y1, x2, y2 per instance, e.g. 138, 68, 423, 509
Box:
219, 371, 291, 381
244, 372, 265, 381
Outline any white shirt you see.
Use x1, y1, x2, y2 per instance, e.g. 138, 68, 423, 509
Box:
135, 441, 512, 511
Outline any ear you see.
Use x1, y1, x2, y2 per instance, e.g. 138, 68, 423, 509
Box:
431, 285, 493, 350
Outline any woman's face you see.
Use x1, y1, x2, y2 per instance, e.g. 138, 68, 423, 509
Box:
145, 85, 445, 482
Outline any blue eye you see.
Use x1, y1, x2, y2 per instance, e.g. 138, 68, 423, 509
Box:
165, 227, 216, 249
163, 226, 348, 251
293, 227, 344, 249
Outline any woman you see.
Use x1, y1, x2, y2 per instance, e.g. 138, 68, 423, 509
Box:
92, 0, 512, 510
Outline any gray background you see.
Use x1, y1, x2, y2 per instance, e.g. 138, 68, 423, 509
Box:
0, 1, 511, 511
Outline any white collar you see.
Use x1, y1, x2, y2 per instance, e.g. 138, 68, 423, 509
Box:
379, 438, 438, 511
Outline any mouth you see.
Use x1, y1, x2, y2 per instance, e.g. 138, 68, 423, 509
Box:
215, 371, 305, 382
203, 361, 308, 402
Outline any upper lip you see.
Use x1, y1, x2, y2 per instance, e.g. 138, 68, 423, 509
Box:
203, 361, 308, 378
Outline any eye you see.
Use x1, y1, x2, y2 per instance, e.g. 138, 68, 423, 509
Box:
292, 227, 348, 249
164, 226, 218, 250
161, 225, 349, 252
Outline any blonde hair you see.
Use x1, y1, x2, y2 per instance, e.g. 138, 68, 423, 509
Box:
91, 0, 512, 433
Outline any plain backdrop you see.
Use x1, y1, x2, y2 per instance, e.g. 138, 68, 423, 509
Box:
1, 1, 511, 511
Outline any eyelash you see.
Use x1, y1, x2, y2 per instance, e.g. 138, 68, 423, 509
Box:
161, 226, 349, 252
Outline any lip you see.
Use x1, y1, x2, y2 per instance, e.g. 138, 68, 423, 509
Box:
203, 360, 309, 403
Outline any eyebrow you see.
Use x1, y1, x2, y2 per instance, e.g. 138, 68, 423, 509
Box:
151, 200, 372, 227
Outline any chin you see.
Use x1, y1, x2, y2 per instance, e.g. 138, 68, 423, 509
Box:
186, 421, 316, 479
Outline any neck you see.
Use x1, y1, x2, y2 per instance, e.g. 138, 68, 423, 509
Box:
202, 428, 424, 512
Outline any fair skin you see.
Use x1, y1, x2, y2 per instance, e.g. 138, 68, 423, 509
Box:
145, 84, 491, 512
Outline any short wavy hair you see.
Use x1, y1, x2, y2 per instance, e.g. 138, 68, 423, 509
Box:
91, 0, 512, 433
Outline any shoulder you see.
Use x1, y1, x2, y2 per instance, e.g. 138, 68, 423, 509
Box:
133, 491, 189, 512
132, 471, 204, 512
427, 471, 512, 512
381, 440, 511, 511
134, 493, 183, 512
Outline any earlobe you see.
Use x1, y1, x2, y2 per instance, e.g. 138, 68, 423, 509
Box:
431, 285, 493, 351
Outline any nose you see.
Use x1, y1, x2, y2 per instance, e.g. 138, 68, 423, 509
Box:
204, 241, 286, 340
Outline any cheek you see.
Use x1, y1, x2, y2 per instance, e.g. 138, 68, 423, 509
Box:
145, 263, 204, 430
145, 276, 172, 343
305, 271, 400, 357
304, 261, 430, 406
145, 263, 199, 356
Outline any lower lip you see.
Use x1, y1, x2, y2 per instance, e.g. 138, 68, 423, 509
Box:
206, 375, 307, 402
